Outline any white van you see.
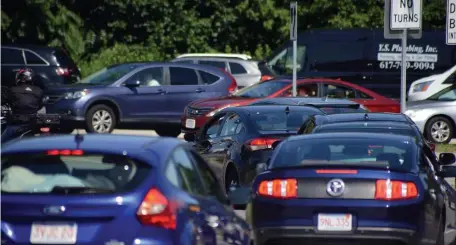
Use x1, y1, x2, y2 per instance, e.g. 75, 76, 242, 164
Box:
407, 65, 456, 101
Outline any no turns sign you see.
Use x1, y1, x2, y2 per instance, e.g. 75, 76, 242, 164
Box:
447, 0, 456, 45
390, 0, 422, 30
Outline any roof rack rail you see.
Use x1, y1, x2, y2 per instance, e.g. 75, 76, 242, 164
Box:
176, 53, 252, 60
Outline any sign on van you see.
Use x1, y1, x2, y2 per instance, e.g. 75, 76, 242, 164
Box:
390, 0, 422, 30
447, 0, 456, 45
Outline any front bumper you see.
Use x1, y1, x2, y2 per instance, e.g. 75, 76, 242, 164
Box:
180, 115, 209, 134
254, 226, 417, 245
45, 98, 86, 122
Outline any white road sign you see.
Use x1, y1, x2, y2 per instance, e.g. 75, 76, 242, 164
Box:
447, 0, 456, 45
290, 2, 297, 40
390, 0, 422, 30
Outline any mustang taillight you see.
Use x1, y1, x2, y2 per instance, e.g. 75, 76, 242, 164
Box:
136, 188, 177, 230
375, 180, 418, 200
258, 178, 297, 199
46, 149, 84, 156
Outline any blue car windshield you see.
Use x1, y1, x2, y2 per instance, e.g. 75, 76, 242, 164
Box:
1, 153, 150, 194
271, 137, 416, 173
77, 64, 141, 85
233, 81, 289, 98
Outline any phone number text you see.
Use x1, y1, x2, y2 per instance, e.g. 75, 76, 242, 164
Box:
379, 61, 435, 70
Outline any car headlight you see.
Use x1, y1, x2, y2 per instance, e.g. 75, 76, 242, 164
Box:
206, 104, 239, 117
63, 90, 89, 99
412, 80, 433, 92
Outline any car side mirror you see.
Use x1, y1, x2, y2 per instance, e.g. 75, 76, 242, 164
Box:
228, 187, 251, 209
184, 133, 196, 142
125, 80, 141, 87
271, 140, 282, 150
438, 166, 456, 178
256, 162, 268, 174
439, 153, 456, 165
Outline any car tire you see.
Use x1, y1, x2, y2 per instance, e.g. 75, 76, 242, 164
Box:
155, 127, 181, 137
425, 116, 454, 144
85, 104, 116, 134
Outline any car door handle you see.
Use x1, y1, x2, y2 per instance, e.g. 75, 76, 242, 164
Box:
195, 88, 205, 93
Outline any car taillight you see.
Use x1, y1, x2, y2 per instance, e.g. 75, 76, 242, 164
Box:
260, 75, 274, 82
46, 149, 84, 156
56, 68, 70, 76
246, 138, 279, 151
375, 180, 418, 200
219, 68, 238, 94
137, 188, 176, 230
258, 178, 297, 199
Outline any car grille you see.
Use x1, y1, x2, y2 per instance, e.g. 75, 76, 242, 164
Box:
44, 95, 63, 105
186, 107, 212, 116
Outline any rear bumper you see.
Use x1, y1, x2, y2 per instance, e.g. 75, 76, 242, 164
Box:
254, 226, 416, 245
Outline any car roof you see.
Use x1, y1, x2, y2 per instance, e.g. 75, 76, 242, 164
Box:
316, 112, 411, 124
2, 44, 58, 52
1, 135, 183, 165
251, 97, 359, 105
176, 53, 252, 60
288, 132, 416, 143
229, 105, 325, 114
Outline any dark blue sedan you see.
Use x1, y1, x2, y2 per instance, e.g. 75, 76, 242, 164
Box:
1, 134, 250, 245
44, 62, 237, 136
247, 132, 456, 245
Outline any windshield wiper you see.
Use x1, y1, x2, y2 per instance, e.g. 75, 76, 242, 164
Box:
50, 186, 114, 194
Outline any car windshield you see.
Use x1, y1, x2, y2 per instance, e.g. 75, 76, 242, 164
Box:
1, 153, 150, 194
233, 81, 289, 98
251, 110, 321, 131
271, 137, 416, 173
428, 85, 456, 101
77, 64, 141, 85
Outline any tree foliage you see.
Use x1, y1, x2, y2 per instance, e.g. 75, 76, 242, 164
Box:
1, 0, 447, 77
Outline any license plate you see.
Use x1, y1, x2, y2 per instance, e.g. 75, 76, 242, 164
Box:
185, 119, 196, 129
317, 213, 352, 231
30, 223, 77, 244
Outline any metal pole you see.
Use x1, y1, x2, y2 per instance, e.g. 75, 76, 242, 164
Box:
400, 29, 408, 113
292, 40, 297, 97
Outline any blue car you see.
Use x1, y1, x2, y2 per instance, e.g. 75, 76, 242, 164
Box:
44, 62, 237, 136
245, 132, 456, 245
1, 134, 251, 245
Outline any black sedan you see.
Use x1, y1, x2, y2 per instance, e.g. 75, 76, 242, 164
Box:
184, 105, 326, 195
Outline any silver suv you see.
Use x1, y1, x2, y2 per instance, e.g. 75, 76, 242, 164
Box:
171, 53, 263, 88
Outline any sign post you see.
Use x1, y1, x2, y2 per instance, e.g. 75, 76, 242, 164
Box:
387, 0, 422, 113
290, 2, 298, 97
447, 0, 456, 45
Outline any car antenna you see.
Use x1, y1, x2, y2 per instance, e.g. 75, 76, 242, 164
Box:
74, 129, 84, 148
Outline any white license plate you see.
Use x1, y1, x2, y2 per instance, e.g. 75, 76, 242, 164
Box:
30, 223, 77, 244
185, 119, 196, 129
317, 214, 352, 231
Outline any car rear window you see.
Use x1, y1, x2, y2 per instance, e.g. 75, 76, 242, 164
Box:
271, 138, 416, 173
53, 49, 77, 68
1, 153, 150, 194
313, 126, 418, 140
251, 110, 318, 131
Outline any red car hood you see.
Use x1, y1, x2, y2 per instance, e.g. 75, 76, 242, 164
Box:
190, 96, 257, 108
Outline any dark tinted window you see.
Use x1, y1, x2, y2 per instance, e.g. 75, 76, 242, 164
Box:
53, 49, 77, 67
199, 71, 220, 84
282, 84, 318, 97
1, 154, 150, 194
1, 48, 25, 64
229, 62, 247, 74
220, 113, 242, 136
252, 110, 321, 131
199, 60, 226, 70
129, 67, 164, 86
78, 64, 140, 85
310, 40, 368, 72
323, 84, 356, 99
169, 67, 199, 85
24, 51, 47, 65
234, 80, 289, 98
272, 138, 416, 173
168, 147, 205, 195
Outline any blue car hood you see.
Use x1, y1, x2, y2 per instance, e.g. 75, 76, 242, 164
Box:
46, 83, 107, 94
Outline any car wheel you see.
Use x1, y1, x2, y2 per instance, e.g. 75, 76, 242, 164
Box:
85, 105, 116, 133
224, 165, 240, 195
426, 116, 454, 144
155, 127, 181, 137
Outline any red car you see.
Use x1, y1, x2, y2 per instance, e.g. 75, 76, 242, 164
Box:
181, 78, 400, 133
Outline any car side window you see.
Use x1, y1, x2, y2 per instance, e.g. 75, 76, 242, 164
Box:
301, 118, 316, 134
169, 67, 199, 85
229, 62, 247, 75
199, 71, 220, 84
202, 113, 226, 139
167, 147, 206, 195
323, 84, 356, 99
220, 113, 242, 137
198, 60, 227, 70
129, 67, 164, 87
189, 151, 228, 203
24, 51, 47, 65
1, 48, 25, 65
